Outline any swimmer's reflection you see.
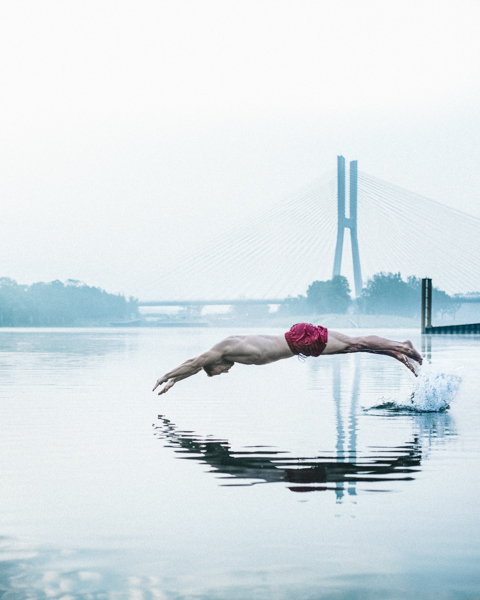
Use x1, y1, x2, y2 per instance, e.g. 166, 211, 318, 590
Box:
153, 415, 423, 495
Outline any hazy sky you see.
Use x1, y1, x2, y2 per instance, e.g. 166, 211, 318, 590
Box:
1, 0, 480, 299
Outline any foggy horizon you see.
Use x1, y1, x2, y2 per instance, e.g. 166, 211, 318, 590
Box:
2, 1, 480, 299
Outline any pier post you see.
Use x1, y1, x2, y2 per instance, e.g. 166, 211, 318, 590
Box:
421, 278, 432, 333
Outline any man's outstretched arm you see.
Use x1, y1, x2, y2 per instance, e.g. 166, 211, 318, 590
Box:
153, 346, 224, 395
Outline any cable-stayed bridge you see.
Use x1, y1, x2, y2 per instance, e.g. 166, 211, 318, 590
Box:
139, 157, 480, 306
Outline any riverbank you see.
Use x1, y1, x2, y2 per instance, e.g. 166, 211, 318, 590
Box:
0, 314, 422, 329
202, 313, 421, 329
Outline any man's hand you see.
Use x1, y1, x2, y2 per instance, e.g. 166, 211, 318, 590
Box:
153, 377, 176, 395
152, 345, 226, 396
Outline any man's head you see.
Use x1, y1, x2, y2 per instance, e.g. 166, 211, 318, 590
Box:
203, 359, 234, 377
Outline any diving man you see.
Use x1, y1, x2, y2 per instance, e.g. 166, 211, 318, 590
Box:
153, 323, 422, 395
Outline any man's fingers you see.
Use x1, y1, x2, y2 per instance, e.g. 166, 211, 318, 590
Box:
157, 382, 173, 395
153, 378, 167, 392
154, 377, 174, 395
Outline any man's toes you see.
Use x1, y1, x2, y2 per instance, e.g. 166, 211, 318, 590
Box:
404, 340, 422, 362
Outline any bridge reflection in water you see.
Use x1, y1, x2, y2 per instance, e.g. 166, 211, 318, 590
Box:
154, 360, 456, 500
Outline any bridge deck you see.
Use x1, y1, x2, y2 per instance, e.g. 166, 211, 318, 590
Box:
138, 299, 284, 307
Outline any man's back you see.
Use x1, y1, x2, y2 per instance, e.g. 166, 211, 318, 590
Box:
220, 334, 293, 365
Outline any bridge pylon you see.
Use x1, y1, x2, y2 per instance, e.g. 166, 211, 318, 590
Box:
332, 156, 363, 298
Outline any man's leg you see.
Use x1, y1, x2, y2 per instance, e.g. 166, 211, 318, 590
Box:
323, 330, 422, 374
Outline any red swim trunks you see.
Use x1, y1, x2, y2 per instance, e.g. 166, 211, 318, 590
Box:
285, 323, 328, 357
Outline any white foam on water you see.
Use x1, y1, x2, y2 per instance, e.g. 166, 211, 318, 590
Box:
366, 365, 462, 413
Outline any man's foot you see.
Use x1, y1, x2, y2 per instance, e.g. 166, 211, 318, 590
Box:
404, 340, 423, 364
382, 349, 420, 376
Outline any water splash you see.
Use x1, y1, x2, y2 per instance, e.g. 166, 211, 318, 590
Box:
366, 366, 462, 413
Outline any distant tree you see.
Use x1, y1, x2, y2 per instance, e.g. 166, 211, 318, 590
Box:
0, 278, 138, 326
361, 272, 455, 317
306, 276, 351, 314
361, 272, 416, 317
278, 294, 309, 316
409, 277, 455, 314
0, 278, 30, 325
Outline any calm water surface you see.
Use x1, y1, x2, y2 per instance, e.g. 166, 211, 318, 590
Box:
0, 327, 479, 599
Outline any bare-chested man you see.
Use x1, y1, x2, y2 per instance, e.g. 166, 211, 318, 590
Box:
153, 323, 423, 395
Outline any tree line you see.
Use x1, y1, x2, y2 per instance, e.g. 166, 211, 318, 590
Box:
0, 273, 459, 325
0, 278, 138, 326
281, 272, 458, 318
